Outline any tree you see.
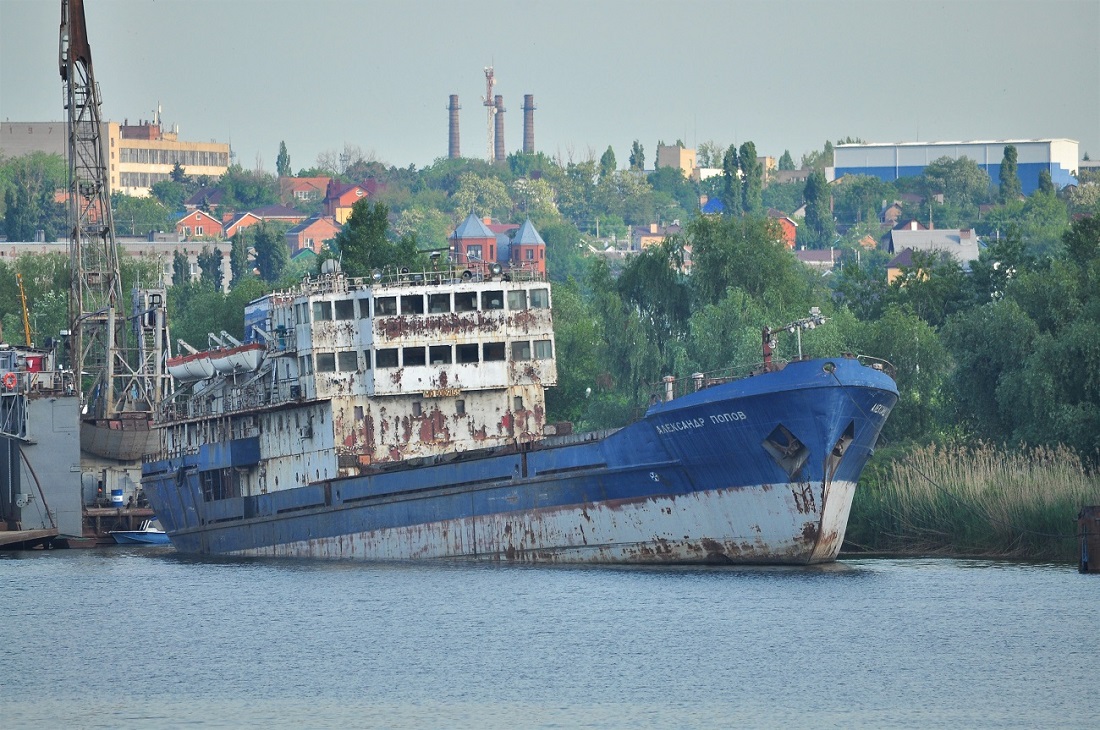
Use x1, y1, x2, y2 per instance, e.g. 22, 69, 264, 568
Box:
172, 250, 190, 286
1037, 169, 1054, 196
229, 232, 251, 286
697, 140, 724, 169
598, 146, 617, 179
802, 169, 834, 247
197, 246, 224, 290
453, 172, 513, 219
720, 145, 742, 217
112, 193, 174, 236
629, 140, 645, 171
276, 141, 291, 178
778, 150, 795, 171
739, 141, 762, 214
999, 145, 1022, 202
170, 162, 187, 184
253, 224, 289, 283
331, 199, 423, 277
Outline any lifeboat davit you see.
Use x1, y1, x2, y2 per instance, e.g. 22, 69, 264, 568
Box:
167, 350, 215, 382
209, 342, 266, 375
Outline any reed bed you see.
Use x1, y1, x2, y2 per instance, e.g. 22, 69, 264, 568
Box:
846, 443, 1100, 561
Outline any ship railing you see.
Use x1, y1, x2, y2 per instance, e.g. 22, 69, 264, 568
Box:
292, 263, 548, 296
855, 354, 897, 380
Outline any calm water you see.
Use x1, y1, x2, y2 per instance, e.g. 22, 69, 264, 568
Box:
0, 548, 1095, 729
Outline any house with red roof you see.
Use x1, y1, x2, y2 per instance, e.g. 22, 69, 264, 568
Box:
223, 212, 263, 239
176, 209, 223, 240
286, 215, 342, 255
324, 180, 385, 223
280, 176, 331, 206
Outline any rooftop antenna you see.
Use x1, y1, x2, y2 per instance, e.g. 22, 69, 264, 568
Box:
483, 66, 496, 162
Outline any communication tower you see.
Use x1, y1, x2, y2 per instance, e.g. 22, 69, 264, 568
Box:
482, 66, 496, 162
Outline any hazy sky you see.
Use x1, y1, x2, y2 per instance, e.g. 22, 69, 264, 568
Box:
2, 0, 1098, 172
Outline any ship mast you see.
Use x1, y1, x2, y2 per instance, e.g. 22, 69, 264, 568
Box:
60, 0, 169, 455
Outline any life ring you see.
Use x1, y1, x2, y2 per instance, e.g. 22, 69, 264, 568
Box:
2, 372, 17, 390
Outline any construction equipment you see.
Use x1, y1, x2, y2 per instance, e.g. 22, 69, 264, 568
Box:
59, 0, 170, 460
16, 274, 32, 347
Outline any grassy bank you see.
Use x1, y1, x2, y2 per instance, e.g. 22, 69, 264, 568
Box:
846, 443, 1100, 562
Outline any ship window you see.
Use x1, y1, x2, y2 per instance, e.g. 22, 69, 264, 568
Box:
354, 406, 364, 420
429, 345, 452, 364
511, 341, 532, 360
412, 402, 422, 417
403, 347, 426, 367
483, 342, 505, 361
376, 348, 398, 368
375, 297, 397, 316
312, 301, 333, 321
455, 399, 465, 416
534, 340, 553, 359
514, 396, 524, 411
455, 291, 477, 312
358, 298, 371, 319
428, 293, 451, 313
456, 344, 479, 363
335, 299, 355, 320
401, 295, 425, 315
507, 290, 526, 310
338, 351, 358, 372
298, 355, 313, 375
481, 290, 504, 310
530, 288, 549, 309
316, 352, 336, 372
361, 350, 373, 369
296, 303, 307, 324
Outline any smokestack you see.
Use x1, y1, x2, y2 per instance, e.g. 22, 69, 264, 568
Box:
448, 94, 461, 159
522, 94, 536, 154
494, 95, 506, 162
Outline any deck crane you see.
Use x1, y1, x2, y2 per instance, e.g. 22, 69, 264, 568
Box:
60, 0, 170, 460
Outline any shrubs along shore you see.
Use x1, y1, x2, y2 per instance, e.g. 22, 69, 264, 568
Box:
846, 443, 1100, 562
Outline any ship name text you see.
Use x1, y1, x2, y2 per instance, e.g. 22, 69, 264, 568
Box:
656, 410, 749, 435
423, 387, 462, 398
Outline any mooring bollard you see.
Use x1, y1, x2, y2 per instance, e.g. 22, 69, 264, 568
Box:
1079, 506, 1100, 574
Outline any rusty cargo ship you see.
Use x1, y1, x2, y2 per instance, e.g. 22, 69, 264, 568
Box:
141, 238, 897, 563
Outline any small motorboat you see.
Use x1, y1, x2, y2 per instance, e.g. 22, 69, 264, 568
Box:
109, 518, 171, 545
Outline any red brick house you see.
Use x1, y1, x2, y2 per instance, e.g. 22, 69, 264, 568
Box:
323, 180, 384, 223
176, 209, 222, 240
285, 215, 342, 255
767, 209, 798, 249
223, 211, 263, 239
279, 176, 331, 206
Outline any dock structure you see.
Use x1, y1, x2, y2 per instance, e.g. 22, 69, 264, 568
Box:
1080, 506, 1100, 573
0, 528, 59, 549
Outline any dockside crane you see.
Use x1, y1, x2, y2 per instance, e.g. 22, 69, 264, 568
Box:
60, 0, 170, 461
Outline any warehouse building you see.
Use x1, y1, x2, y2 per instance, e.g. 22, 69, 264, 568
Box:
833, 139, 1079, 194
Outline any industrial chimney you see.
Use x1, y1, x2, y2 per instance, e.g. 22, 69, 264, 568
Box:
493, 95, 506, 162
522, 94, 536, 154
448, 94, 461, 159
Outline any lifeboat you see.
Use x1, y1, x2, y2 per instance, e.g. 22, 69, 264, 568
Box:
166, 350, 215, 381
209, 342, 266, 375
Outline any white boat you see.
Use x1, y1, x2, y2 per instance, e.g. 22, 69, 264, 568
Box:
109, 518, 170, 545
209, 342, 266, 375
166, 351, 214, 382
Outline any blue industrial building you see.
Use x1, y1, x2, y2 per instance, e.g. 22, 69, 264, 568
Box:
834, 139, 1079, 194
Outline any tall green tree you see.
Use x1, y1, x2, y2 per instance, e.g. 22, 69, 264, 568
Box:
598, 146, 617, 179
229, 232, 250, 286
172, 250, 190, 286
276, 142, 291, 178
253, 224, 289, 283
802, 169, 834, 247
1037, 169, 1054, 195
778, 150, 795, 171
629, 140, 645, 171
197, 246, 224, 290
331, 199, 423, 277
720, 145, 742, 217
999, 145, 1022, 202
738, 141, 763, 214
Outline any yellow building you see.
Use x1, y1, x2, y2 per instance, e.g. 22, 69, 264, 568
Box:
655, 144, 697, 178
1, 120, 230, 198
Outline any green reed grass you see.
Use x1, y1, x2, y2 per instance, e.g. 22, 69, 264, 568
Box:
846, 443, 1100, 561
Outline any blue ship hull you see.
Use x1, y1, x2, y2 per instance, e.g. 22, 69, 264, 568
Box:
141, 357, 897, 564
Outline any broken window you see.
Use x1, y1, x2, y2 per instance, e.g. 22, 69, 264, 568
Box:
337, 351, 358, 372
529, 288, 549, 309
428, 293, 451, 313
533, 340, 553, 359
376, 348, 398, 368
511, 341, 532, 360
429, 345, 452, 364
403, 347, 426, 367
401, 295, 424, 315
483, 342, 505, 361
375, 297, 397, 316
334, 299, 355, 320
456, 344, 479, 363
481, 290, 504, 310
316, 352, 336, 373
454, 291, 478, 312
507, 290, 526, 310
312, 301, 333, 321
